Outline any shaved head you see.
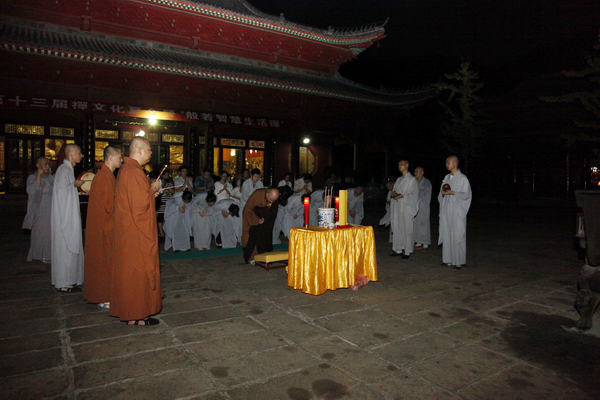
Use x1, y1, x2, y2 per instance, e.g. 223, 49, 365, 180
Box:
129, 137, 152, 165
129, 137, 150, 154
64, 144, 81, 156
36, 157, 49, 165
446, 155, 459, 164
266, 188, 280, 203
103, 145, 121, 161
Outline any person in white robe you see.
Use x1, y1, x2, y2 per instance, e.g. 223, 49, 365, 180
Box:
213, 199, 241, 248
293, 174, 313, 195
174, 165, 194, 192
240, 168, 263, 212
390, 160, 419, 259
281, 194, 306, 239
272, 185, 293, 244
378, 180, 394, 228
214, 172, 233, 203
347, 187, 364, 225
414, 167, 432, 249
23, 157, 54, 263
438, 156, 472, 269
277, 173, 293, 189
309, 189, 324, 227
191, 192, 217, 250
51, 144, 84, 292
163, 190, 193, 251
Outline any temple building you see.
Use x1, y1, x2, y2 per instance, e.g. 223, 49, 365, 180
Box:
0, 0, 433, 192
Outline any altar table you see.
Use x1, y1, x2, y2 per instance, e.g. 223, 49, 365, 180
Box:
287, 225, 378, 295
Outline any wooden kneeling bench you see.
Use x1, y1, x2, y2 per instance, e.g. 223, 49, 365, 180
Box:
254, 251, 288, 271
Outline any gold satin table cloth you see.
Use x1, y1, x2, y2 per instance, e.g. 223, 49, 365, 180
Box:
287, 225, 378, 295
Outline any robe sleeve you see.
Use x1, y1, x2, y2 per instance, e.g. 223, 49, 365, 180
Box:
55, 166, 82, 254
23, 174, 40, 229
422, 180, 432, 206
126, 169, 156, 249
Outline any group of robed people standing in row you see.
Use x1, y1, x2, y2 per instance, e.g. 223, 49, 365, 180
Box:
24, 138, 163, 325
381, 156, 472, 270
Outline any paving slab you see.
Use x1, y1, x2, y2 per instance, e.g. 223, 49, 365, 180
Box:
1, 200, 599, 398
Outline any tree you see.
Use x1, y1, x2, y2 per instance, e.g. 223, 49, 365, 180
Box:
433, 61, 485, 173
540, 34, 600, 174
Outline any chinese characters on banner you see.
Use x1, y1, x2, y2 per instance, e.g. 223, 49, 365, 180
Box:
1, 95, 283, 128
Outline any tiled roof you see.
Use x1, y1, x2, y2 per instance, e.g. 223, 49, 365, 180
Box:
145, 0, 386, 45
0, 18, 435, 108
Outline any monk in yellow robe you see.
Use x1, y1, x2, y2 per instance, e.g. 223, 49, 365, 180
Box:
110, 137, 162, 325
242, 188, 280, 264
84, 145, 122, 308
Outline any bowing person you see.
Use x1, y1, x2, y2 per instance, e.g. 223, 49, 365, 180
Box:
84, 146, 122, 308
110, 137, 162, 326
281, 193, 306, 239
309, 188, 324, 227
242, 188, 280, 264
164, 189, 194, 252
191, 191, 217, 250
212, 199, 241, 248
347, 186, 365, 225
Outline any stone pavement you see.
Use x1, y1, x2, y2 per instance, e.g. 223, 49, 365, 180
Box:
1, 196, 599, 400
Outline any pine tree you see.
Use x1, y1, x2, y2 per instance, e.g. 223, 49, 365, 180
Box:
433, 62, 485, 173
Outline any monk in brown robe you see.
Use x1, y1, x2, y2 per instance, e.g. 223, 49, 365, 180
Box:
84, 145, 122, 308
242, 188, 280, 264
110, 137, 162, 326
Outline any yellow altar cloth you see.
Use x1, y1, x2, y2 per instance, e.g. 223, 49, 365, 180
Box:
287, 225, 378, 295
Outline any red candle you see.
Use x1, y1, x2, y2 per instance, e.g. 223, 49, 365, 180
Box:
335, 196, 340, 222
303, 197, 310, 227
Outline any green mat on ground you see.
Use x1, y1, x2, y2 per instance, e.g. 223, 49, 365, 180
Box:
160, 243, 289, 261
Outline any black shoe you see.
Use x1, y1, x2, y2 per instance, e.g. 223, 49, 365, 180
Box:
453, 265, 463, 271
401, 254, 410, 259
128, 317, 160, 326
390, 252, 402, 257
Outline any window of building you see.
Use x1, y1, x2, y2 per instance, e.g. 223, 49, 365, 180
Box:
4, 124, 44, 135
95, 129, 119, 140
299, 146, 316, 176
49, 127, 75, 137
169, 145, 184, 170
95, 141, 110, 169
246, 149, 264, 173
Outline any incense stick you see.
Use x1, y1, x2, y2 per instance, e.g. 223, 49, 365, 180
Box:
155, 164, 168, 182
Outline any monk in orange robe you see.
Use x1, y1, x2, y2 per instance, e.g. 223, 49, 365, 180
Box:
110, 137, 162, 326
83, 145, 122, 308
242, 188, 280, 264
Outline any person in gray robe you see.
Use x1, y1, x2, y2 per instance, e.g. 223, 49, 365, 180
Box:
390, 160, 419, 259
309, 188, 324, 227
240, 168, 264, 213
164, 190, 193, 252
191, 192, 217, 250
281, 193, 305, 239
414, 167, 432, 249
23, 157, 54, 262
212, 199, 241, 248
51, 144, 84, 292
438, 155, 472, 270
378, 180, 394, 228
347, 186, 364, 225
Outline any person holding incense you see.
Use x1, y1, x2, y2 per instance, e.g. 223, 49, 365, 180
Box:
84, 145, 122, 308
110, 137, 162, 326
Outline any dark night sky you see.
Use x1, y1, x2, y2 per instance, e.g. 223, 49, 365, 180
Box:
249, 0, 600, 94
